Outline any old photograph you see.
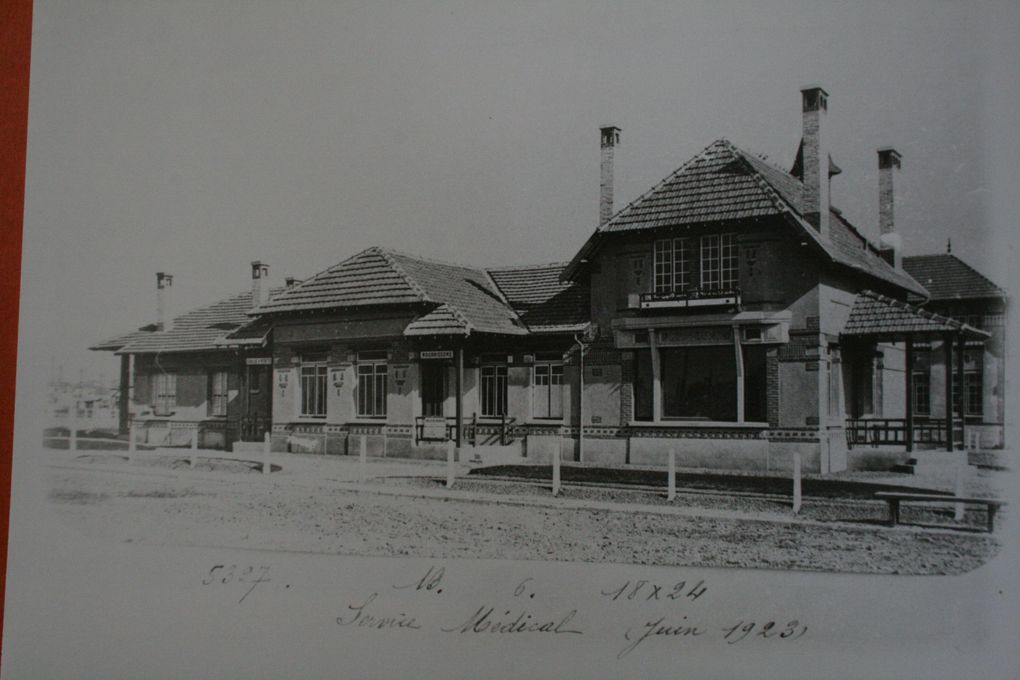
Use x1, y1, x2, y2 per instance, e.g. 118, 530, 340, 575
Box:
5, 1, 1019, 678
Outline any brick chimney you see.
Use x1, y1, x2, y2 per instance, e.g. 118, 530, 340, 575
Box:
800, 86, 830, 238
285, 276, 300, 288
251, 260, 270, 307
156, 272, 173, 331
600, 125, 621, 227
877, 148, 902, 268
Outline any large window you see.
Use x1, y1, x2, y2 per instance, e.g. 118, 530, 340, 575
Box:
700, 233, 738, 290
300, 354, 328, 417
153, 373, 176, 416
357, 352, 388, 418
481, 364, 508, 417
653, 238, 690, 293
209, 371, 229, 417
533, 361, 563, 419
661, 346, 737, 421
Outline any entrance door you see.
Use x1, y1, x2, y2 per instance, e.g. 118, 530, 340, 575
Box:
421, 362, 447, 417
242, 364, 272, 441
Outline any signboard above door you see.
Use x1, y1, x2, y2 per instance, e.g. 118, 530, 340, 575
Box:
245, 357, 273, 366
419, 350, 454, 360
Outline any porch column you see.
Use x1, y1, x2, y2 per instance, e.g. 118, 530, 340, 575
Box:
944, 333, 954, 452
904, 335, 914, 453
118, 354, 131, 434
455, 346, 463, 448
733, 326, 744, 423
649, 328, 661, 421
956, 333, 966, 449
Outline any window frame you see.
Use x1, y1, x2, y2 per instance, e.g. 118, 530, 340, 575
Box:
356, 352, 388, 419
208, 370, 229, 417
532, 361, 564, 420
299, 355, 328, 418
480, 363, 508, 418
152, 372, 176, 417
653, 237, 690, 294
700, 233, 737, 291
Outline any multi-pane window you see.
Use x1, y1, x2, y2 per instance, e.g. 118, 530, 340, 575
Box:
152, 373, 176, 416
912, 371, 931, 416
300, 355, 328, 417
533, 362, 563, 419
952, 372, 983, 418
357, 352, 388, 418
700, 233, 738, 290
481, 365, 508, 417
209, 371, 229, 417
653, 238, 690, 293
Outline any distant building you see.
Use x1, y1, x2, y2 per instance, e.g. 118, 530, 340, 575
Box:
903, 251, 1008, 447
91, 86, 999, 469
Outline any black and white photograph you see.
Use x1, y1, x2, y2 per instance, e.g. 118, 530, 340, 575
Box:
4, 1, 1019, 678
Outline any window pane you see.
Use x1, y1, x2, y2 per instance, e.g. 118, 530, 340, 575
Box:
673, 238, 689, 291
654, 239, 673, 293
661, 346, 736, 421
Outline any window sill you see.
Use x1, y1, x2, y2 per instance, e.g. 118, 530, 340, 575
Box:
628, 420, 769, 428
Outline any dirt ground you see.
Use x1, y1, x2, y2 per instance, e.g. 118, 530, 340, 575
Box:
44, 449, 1005, 576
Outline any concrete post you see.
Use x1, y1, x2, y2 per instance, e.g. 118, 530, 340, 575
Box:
552, 448, 561, 496
69, 411, 77, 451
667, 448, 676, 501
792, 452, 802, 514
954, 463, 965, 521
446, 439, 455, 489
190, 429, 198, 468
263, 431, 271, 475
359, 434, 367, 484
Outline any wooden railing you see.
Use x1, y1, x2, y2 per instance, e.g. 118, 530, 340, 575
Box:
845, 418, 963, 448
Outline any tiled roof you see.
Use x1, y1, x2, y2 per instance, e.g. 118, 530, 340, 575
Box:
255, 247, 527, 336
89, 327, 157, 352
842, 290, 989, 340
99, 288, 282, 355
564, 139, 928, 297
902, 254, 1006, 301
487, 263, 590, 333
403, 304, 470, 336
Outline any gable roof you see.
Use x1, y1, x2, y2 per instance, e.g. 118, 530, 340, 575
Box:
254, 247, 526, 336
487, 263, 590, 333
902, 253, 1006, 302
562, 139, 928, 298
842, 290, 989, 341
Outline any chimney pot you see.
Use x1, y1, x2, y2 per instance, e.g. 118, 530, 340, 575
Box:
877, 148, 902, 268
800, 85, 830, 238
285, 276, 300, 288
599, 125, 621, 227
251, 261, 270, 307
155, 272, 173, 331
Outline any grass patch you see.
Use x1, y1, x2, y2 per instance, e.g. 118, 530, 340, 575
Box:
469, 465, 946, 500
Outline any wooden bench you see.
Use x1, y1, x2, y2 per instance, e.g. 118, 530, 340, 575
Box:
874, 492, 1006, 532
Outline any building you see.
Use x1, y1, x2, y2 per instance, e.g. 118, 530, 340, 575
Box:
902, 249, 1008, 448
91, 86, 999, 469
90, 263, 283, 449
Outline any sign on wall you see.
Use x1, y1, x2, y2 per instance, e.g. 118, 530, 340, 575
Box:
245, 357, 273, 366
419, 350, 454, 360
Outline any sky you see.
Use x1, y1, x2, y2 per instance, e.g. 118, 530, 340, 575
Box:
19, 0, 1020, 386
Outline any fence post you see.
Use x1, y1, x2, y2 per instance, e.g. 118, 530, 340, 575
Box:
69, 411, 77, 452
552, 448, 561, 496
190, 429, 198, 468
954, 462, 965, 521
667, 448, 676, 501
792, 452, 802, 514
446, 439, 455, 489
263, 431, 271, 475
128, 421, 136, 461
359, 434, 367, 484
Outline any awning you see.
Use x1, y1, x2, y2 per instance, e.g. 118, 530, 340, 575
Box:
841, 290, 989, 342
